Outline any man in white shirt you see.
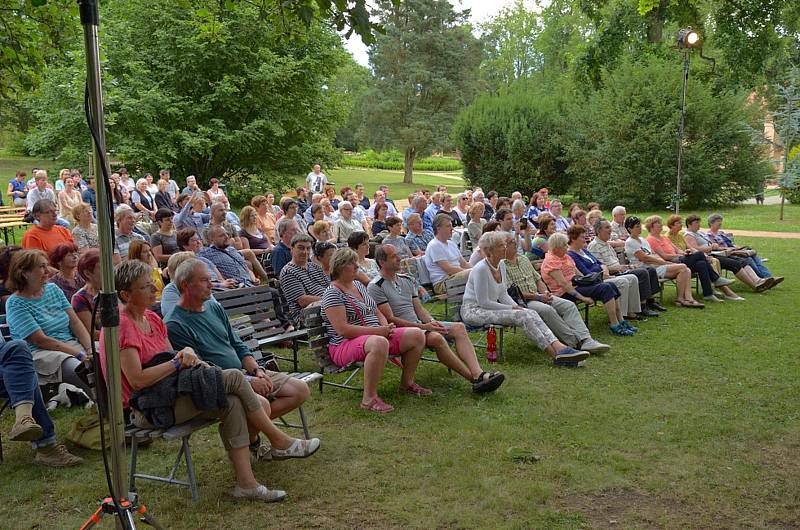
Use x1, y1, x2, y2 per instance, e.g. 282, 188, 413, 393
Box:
26, 171, 56, 212
305, 164, 327, 194
609, 205, 628, 247
550, 200, 572, 232
424, 214, 471, 294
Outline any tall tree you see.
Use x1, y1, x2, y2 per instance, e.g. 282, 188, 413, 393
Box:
23, 0, 349, 194
359, 0, 481, 184
479, 0, 542, 92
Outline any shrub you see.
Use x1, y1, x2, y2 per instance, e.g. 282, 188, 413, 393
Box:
451, 87, 571, 196
564, 55, 771, 209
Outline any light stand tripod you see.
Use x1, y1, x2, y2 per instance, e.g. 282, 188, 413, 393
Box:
76, 1, 161, 528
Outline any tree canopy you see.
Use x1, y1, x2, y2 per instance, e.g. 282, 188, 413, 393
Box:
357, 0, 482, 184
22, 0, 349, 197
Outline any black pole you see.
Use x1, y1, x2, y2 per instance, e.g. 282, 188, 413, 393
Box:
77, 0, 128, 508
676, 51, 689, 214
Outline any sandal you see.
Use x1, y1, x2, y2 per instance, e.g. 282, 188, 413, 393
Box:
683, 300, 705, 308
399, 382, 433, 396
359, 397, 394, 413
471, 371, 505, 393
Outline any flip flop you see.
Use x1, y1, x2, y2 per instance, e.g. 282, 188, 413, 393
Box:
471, 371, 505, 393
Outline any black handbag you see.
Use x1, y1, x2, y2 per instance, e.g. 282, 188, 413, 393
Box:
572, 271, 603, 287
507, 284, 527, 306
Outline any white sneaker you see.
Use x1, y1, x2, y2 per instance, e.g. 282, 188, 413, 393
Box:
579, 338, 610, 354
713, 277, 734, 287
703, 295, 723, 302
230, 484, 286, 503
270, 437, 321, 460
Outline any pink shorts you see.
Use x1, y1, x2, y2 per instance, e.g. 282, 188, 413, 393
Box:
328, 327, 410, 367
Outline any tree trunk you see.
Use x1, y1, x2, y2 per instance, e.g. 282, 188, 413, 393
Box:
404, 147, 415, 184
646, 0, 667, 43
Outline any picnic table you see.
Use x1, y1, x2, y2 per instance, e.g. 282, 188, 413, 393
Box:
0, 219, 30, 245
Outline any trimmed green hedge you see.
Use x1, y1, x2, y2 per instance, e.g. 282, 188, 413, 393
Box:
341, 150, 461, 171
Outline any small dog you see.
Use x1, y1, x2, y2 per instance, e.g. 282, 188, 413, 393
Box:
46, 383, 94, 412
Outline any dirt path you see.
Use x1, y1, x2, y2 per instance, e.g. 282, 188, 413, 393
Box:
726, 229, 800, 239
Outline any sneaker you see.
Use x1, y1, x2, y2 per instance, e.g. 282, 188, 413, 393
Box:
553, 347, 590, 366
703, 295, 724, 302
724, 294, 745, 301
270, 437, 321, 461
8, 415, 43, 442
620, 320, 638, 332
250, 436, 272, 462
713, 277, 734, 287
230, 484, 286, 503
579, 338, 610, 355
640, 309, 660, 318
34, 444, 83, 467
610, 323, 634, 336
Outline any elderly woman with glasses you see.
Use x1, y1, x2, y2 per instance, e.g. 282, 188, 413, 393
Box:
104, 260, 314, 502
5, 249, 94, 398
461, 231, 591, 364
321, 248, 428, 413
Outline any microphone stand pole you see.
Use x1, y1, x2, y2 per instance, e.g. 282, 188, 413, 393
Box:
76, 3, 160, 529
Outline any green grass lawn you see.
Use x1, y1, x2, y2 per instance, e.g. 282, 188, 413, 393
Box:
1, 236, 798, 528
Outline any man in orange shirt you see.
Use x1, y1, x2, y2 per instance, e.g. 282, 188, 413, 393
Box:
21, 199, 74, 255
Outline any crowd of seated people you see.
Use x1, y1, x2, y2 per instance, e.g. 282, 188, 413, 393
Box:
2, 166, 788, 496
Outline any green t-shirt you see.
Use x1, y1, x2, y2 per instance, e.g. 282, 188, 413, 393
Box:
165, 299, 252, 370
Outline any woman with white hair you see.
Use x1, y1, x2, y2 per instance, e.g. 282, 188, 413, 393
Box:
460, 231, 590, 365
452, 192, 470, 226
131, 178, 157, 221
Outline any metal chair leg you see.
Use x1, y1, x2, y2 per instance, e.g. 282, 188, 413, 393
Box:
298, 406, 310, 440
128, 437, 139, 492
182, 436, 199, 502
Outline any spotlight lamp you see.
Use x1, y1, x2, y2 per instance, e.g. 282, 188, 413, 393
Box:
677, 27, 700, 49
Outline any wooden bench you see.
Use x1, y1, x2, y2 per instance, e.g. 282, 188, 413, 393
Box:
442, 276, 508, 362
214, 285, 308, 372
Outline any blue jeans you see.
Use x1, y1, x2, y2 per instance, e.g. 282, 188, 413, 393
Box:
0, 340, 56, 449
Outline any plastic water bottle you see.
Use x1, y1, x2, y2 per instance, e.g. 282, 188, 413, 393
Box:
486, 326, 498, 363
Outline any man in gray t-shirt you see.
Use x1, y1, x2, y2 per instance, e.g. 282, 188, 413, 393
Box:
368, 244, 505, 394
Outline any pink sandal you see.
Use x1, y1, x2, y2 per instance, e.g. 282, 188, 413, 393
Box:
399, 382, 433, 396
360, 397, 394, 413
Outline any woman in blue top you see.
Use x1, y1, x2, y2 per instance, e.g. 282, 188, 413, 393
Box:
566, 224, 644, 322
526, 193, 549, 225
8, 170, 28, 207
5, 250, 94, 397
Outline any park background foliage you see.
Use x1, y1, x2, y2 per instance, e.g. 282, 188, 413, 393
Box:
2, 0, 800, 207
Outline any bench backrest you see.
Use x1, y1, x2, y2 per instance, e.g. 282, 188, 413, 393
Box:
215, 285, 286, 345
444, 275, 468, 322
301, 306, 339, 373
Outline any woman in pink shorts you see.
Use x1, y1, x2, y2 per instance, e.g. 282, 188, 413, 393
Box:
321, 248, 429, 413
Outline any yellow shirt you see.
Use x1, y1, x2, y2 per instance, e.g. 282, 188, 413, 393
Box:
667, 231, 687, 251
151, 267, 165, 301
